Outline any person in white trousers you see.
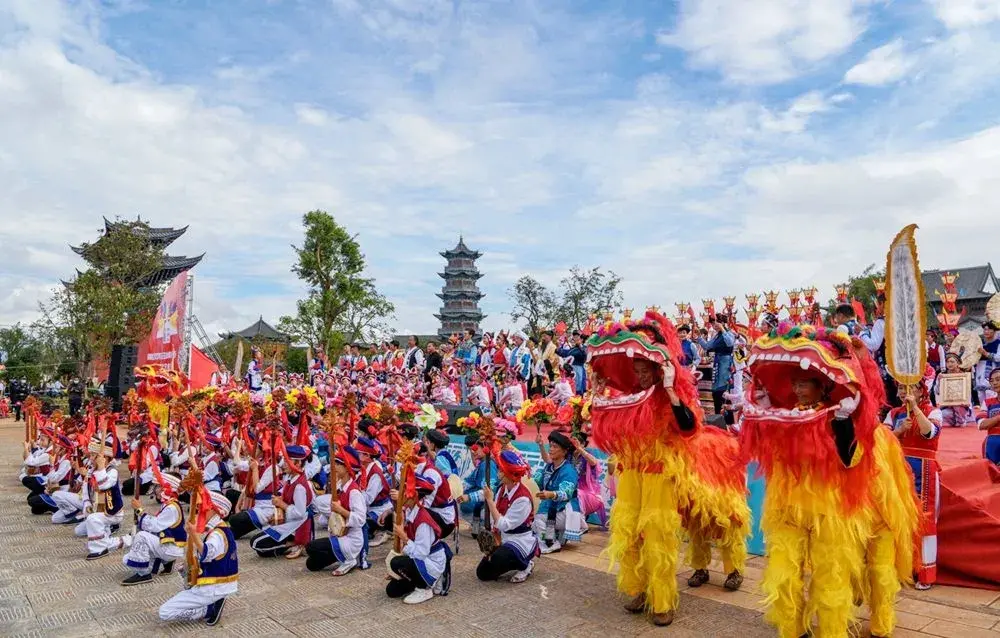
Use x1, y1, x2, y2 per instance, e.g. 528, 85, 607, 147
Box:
159, 490, 237, 627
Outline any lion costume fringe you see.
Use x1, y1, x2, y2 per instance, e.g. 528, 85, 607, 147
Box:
587, 311, 750, 623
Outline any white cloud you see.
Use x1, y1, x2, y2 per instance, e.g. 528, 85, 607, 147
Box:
759, 91, 831, 133
928, 0, 1000, 29
294, 104, 329, 126
844, 39, 915, 86
2, 0, 1000, 338
658, 0, 874, 84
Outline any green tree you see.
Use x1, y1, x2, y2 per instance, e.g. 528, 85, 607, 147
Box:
507, 275, 558, 338
337, 283, 395, 345
43, 218, 166, 375
0, 324, 45, 385
290, 211, 370, 352
555, 266, 624, 331
284, 347, 308, 374
277, 296, 327, 350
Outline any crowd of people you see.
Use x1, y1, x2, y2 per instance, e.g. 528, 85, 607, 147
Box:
8, 307, 1000, 633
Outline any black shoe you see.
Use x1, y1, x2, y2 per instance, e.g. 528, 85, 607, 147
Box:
161, 561, 174, 575
206, 598, 226, 626
86, 549, 110, 561
151, 559, 162, 575
110, 524, 120, 534
121, 573, 153, 586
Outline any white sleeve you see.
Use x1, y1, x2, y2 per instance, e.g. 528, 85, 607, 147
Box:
363, 473, 383, 505
140, 503, 181, 533
403, 522, 434, 561
94, 468, 117, 491
288, 484, 308, 520
204, 529, 227, 562
347, 490, 367, 528
495, 495, 532, 533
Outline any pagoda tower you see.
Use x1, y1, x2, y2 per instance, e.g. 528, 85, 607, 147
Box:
71, 216, 203, 287
435, 236, 485, 338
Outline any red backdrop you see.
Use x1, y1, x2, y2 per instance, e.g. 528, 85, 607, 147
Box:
137, 272, 187, 369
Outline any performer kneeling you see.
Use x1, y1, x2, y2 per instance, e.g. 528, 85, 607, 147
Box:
250, 445, 314, 559
227, 456, 280, 539
159, 491, 237, 627
121, 472, 185, 586
76, 436, 127, 560
386, 474, 453, 604
306, 447, 368, 575
476, 451, 539, 584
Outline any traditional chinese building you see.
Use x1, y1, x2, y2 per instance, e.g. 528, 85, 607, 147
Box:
435, 236, 485, 338
71, 216, 203, 287
922, 264, 999, 331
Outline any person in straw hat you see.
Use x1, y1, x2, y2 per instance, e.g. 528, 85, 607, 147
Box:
120, 471, 186, 586
76, 434, 127, 560
158, 490, 237, 626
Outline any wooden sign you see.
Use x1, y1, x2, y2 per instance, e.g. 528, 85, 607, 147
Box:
937, 372, 972, 407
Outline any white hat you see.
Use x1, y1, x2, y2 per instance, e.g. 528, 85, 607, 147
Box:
208, 490, 232, 519
87, 437, 115, 458
160, 473, 181, 495
511, 330, 527, 342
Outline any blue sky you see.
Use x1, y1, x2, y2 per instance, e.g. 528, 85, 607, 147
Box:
2, 0, 1000, 339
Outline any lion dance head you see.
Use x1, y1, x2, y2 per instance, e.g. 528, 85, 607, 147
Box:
586, 310, 703, 456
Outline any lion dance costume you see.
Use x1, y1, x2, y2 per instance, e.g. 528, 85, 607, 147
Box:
134, 364, 188, 446
586, 310, 750, 626
741, 324, 920, 637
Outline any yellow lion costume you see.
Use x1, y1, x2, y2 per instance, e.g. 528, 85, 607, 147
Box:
741, 324, 920, 637
587, 310, 750, 627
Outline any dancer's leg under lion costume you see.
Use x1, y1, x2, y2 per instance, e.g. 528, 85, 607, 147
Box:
587, 311, 750, 627
741, 325, 919, 638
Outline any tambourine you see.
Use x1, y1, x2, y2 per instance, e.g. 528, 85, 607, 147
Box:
447, 474, 464, 501
385, 549, 404, 579
328, 512, 346, 537
950, 331, 983, 370
521, 476, 542, 513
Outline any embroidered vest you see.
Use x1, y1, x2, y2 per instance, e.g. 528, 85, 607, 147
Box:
196, 523, 239, 585
362, 463, 390, 506
153, 501, 187, 546
890, 405, 940, 459
422, 465, 452, 508
90, 475, 124, 515
281, 473, 314, 509
985, 398, 1000, 436
496, 483, 534, 534
405, 506, 442, 542
338, 479, 361, 510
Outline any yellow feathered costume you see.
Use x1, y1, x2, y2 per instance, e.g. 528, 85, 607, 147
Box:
741, 325, 920, 637
587, 311, 750, 624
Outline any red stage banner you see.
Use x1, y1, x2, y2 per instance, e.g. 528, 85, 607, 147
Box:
137, 272, 187, 370
189, 346, 219, 390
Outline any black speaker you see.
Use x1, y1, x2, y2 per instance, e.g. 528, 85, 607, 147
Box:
440, 404, 484, 435
106, 344, 139, 406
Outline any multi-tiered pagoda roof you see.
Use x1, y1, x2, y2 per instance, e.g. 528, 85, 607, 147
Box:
435, 236, 485, 338
71, 217, 203, 286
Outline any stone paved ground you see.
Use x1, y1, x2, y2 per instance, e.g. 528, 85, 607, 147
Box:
3, 418, 1000, 637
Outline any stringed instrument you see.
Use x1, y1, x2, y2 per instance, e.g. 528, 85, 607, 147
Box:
179, 467, 204, 587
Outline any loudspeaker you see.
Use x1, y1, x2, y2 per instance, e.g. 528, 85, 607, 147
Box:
106, 344, 139, 407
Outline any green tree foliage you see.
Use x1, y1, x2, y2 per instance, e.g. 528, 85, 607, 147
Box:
507, 275, 558, 339
285, 211, 394, 350
0, 324, 45, 385
42, 218, 166, 373
284, 347, 308, 374
506, 267, 624, 335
